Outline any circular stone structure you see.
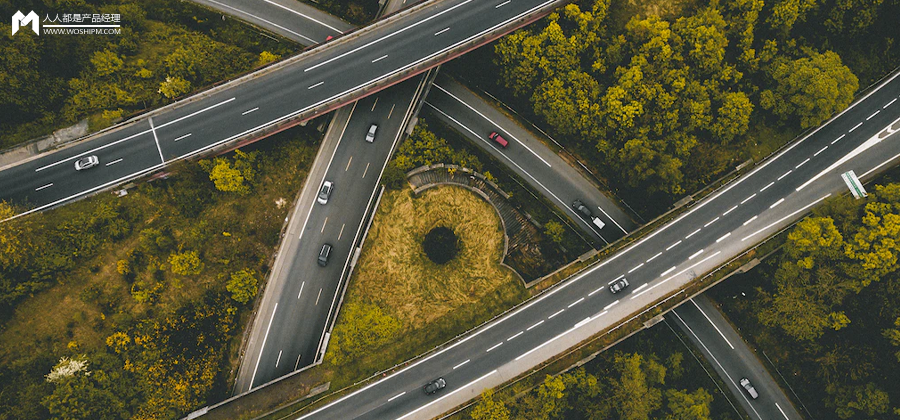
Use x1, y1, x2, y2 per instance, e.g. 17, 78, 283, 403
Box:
423, 226, 459, 264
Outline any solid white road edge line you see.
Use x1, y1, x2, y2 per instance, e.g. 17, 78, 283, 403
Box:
671, 310, 765, 420
249, 303, 278, 391
395, 370, 497, 420
261, 0, 344, 32
742, 194, 831, 241
432, 84, 551, 167
690, 299, 735, 350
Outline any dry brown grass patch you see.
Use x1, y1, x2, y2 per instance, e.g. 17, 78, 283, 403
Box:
349, 186, 518, 329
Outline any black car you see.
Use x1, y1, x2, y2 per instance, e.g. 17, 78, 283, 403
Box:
572, 200, 593, 218
318, 243, 333, 267
423, 377, 446, 395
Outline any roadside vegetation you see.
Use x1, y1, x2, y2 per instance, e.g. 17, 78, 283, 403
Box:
386, 119, 592, 279
0, 0, 294, 150
323, 186, 529, 385
456, 320, 739, 420
0, 127, 320, 420
710, 178, 900, 418
447, 0, 899, 217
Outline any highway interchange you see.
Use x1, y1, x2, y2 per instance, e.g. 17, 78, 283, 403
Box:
2, 0, 900, 417
0, 0, 570, 219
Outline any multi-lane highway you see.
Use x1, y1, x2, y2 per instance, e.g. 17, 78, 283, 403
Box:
670, 295, 804, 420
283, 70, 900, 418
226, 0, 447, 393
0, 0, 569, 219
234, 76, 430, 392
424, 75, 635, 245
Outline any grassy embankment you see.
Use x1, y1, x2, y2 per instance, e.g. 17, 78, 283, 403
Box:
321, 186, 529, 387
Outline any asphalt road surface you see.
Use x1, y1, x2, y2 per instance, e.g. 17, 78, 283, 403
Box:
0, 0, 569, 219
233, 72, 431, 394
191, 0, 352, 44
284, 71, 900, 419
670, 295, 804, 420
424, 74, 636, 245
230, 0, 436, 394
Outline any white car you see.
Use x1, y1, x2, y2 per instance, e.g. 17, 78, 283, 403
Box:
317, 180, 334, 205
74, 155, 100, 171
740, 378, 759, 399
366, 124, 378, 143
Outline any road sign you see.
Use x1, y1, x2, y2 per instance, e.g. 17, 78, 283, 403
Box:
841, 170, 867, 199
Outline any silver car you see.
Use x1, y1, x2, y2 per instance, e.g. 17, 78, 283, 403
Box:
609, 277, 629, 294
365, 124, 378, 143
74, 155, 100, 171
740, 378, 759, 399
317, 180, 334, 205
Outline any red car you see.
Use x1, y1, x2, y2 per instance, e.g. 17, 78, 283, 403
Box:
489, 131, 508, 148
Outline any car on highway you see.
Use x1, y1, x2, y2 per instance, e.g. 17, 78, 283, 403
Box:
318, 180, 334, 205
609, 277, 629, 293
572, 200, 606, 230
318, 243, 333, 267
488, 131, 508, 148
74, 155, 100, 171
366, 124, 378, 143
423, 377, 446, 395
740, 378, 759, 399
572, 199, 592, 218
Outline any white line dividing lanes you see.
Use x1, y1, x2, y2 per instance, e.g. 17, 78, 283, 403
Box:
105, 158, 123, 166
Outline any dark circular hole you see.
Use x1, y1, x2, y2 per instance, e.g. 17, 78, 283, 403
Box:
422, 226, 459, 264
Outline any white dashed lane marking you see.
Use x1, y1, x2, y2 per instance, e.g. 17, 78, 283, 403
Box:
760, 181, 775, 192
35, 183, 53, 191
723, 205, 738, 216
867, 110, 880, 120
770, 198, 785, 208
686, 228, 701, 239
814, 146, 828, 156
743, 215, 758, 226
832, 134, 845, 144
849, 122, 863, 132
796, 158, 810, 169
741, 194, 756, 204
777, 170, 792, 180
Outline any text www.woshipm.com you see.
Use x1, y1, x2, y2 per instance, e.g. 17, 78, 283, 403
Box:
43, 28, 122, 35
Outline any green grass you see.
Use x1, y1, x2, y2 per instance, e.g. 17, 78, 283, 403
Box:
321, 186, 529, 386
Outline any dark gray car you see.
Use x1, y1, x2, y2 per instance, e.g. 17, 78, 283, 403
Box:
423, 377, 446, 395
572, 200, 592, 218
318, 243, 333, 267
